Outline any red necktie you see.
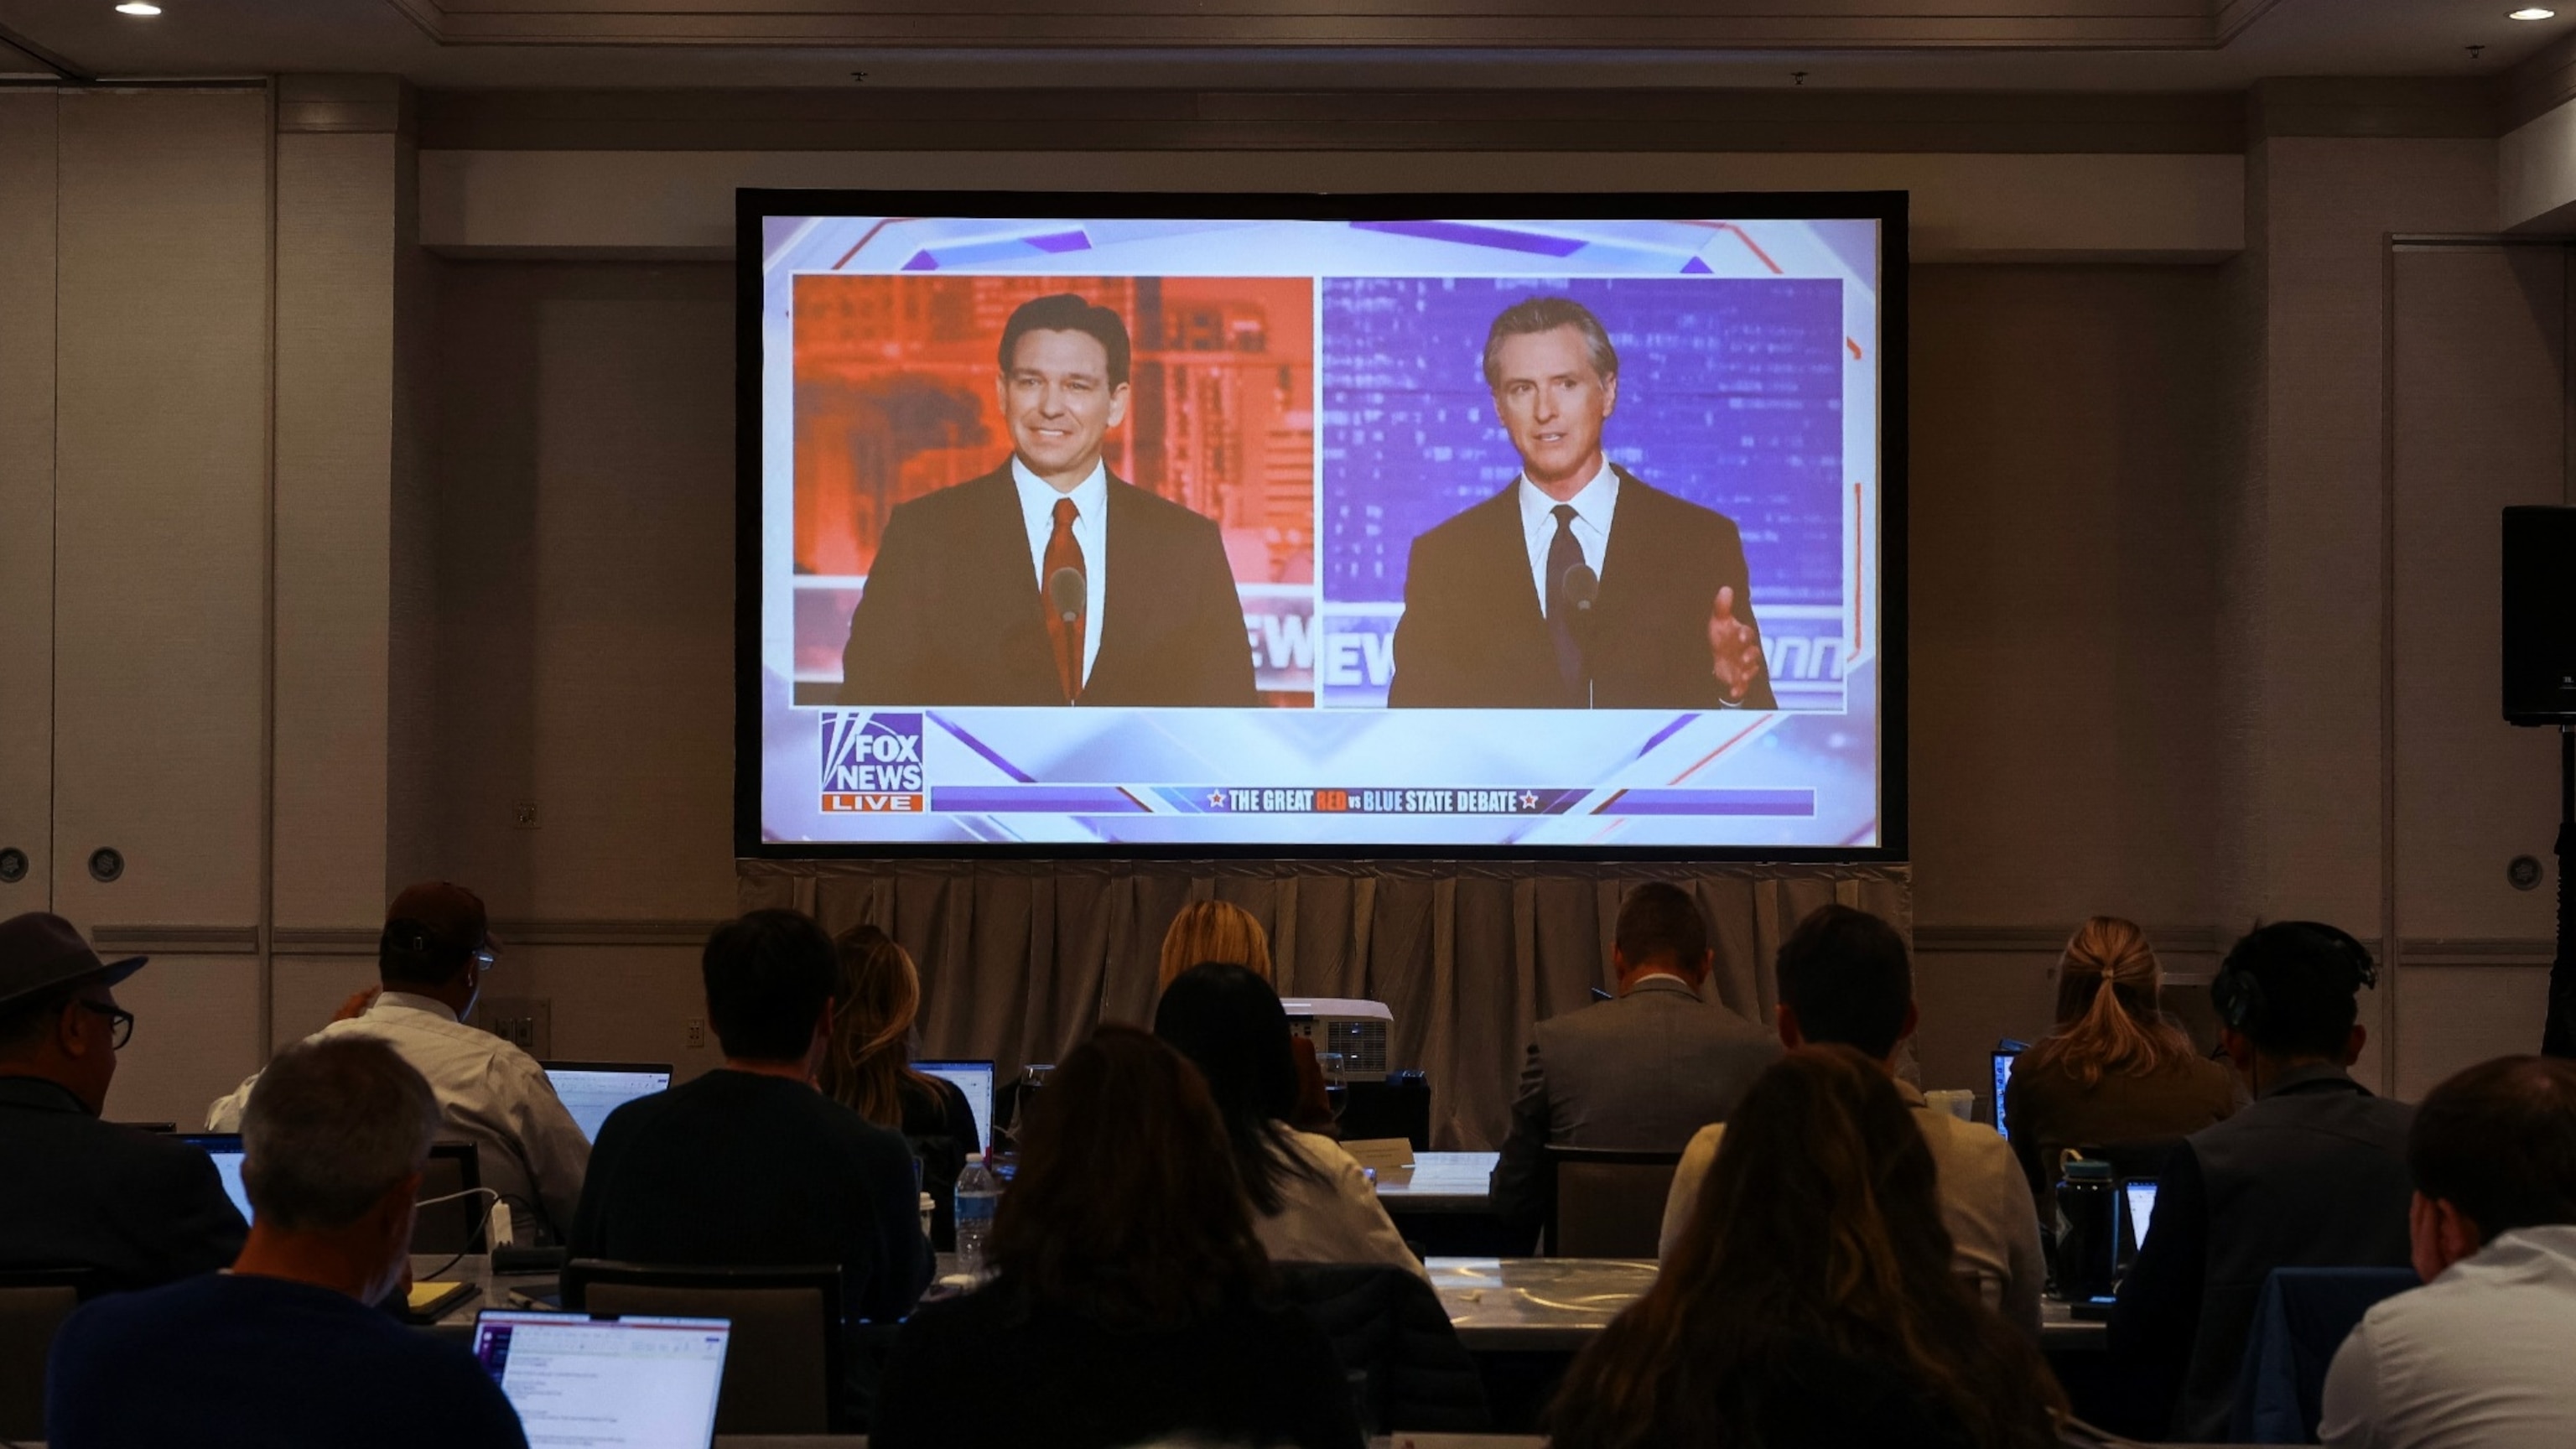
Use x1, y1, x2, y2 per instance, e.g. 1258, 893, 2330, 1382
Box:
1042, 496, 1085, 702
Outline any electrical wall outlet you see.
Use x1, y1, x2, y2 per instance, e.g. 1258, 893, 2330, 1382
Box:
479, 996, 553, 1058
685, 1018, 707, 1050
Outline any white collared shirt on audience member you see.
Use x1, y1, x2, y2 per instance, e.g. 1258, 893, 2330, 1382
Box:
1254, 1126, 1428, 1281
207, 991, 589, 1243
2319, 1223, 2576, 1449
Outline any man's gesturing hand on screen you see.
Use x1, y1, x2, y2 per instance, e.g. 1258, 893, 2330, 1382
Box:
1706, 586, 1768, 706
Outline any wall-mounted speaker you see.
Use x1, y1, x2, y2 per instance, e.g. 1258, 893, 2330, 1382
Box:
2503, 506, 2576, 725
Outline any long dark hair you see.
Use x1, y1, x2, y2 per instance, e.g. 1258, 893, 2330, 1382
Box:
987, 1024, 1272, 1330
1152, 961, 1324, 1216
1549, 1046, 2065, 1449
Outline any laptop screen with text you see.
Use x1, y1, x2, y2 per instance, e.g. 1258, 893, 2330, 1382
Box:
475, 1311, 729, 1449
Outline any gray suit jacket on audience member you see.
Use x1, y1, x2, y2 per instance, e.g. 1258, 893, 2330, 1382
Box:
1488, 974, 1781, 1234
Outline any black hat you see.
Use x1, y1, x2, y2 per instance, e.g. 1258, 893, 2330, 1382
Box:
0, 913, 148, 1009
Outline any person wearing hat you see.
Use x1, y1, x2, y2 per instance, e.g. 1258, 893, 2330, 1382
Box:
0, 911, 247, 1290
206, 881, 589, 1245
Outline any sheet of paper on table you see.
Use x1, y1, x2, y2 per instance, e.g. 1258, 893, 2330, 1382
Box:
1342, 1137, 1417, 1173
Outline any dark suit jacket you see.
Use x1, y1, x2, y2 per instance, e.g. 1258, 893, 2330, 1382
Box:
839, 464, 1258, 707
0, 1076, 247, 1291
1487, 975, 1782, 1235
2108, 1065, 2416, 1442
1387, 467, 1778, 709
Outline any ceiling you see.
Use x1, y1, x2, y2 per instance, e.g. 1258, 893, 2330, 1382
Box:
0, 0, 2564, 91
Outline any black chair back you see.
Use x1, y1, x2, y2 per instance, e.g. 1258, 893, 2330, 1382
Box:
413, 1141, 484, 1254
562, 1259, 844, 1435
1542, 1145, 1684, 1258
0, 1267, 95, 1441
1273, 1262, 1490, 1435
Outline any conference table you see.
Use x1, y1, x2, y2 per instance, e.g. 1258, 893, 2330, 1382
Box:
419, 1249, 2105, 1353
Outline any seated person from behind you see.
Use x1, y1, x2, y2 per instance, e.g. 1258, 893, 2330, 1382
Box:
1659, 904, 2045, 1333
1155, 962, 1425, 1279
2319, 1054, 2576, 1449
1488, 881, 1780, 1237
1550, 1046, 2064, 1449
569, 908, 931, 1421
47, 1038, 527, 1449
207, 881, 587, 1245
1158, 899, 1334, 1134
2004, 916, 2237, 1205
0, 913, 244, 1290
819, 925, 979, 1250
870, 1025, 1364, 1449
2111, 921, 2414, 1444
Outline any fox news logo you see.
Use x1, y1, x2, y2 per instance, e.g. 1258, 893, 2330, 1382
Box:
820, 711, 925, 813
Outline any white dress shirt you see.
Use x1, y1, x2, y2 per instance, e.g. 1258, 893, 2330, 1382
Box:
1514, 459, 1620, 616
1254, 1125, 1430, 1281
1658, 1078, 2044, 1334
2321, 1224, 2576, 1449
205, 991, 590, 1244
1011, 456, 1109, 687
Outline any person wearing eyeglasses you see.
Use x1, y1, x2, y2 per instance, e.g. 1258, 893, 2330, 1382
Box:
205, 881, 590, 1246
0, 911, 247, 1291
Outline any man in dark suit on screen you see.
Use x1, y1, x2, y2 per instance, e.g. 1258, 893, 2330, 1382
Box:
838, 293, 1258, 707
1386, 295, 1777, 710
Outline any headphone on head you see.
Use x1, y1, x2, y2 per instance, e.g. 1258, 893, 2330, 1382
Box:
383, 917, 465, 980
2212, 921, 2378, 1036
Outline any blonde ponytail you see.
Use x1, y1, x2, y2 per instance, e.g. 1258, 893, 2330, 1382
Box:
2028, 917, 2193, 1089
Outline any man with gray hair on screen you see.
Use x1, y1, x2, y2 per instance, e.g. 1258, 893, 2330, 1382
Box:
48, 1038, 528, 1449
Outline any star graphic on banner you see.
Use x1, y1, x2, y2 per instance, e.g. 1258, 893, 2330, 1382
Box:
1519, 792, 1541, 811
1207, 790, 1229, 810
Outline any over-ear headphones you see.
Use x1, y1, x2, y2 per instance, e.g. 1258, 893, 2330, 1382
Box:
2213, 921, 2378, 1036
382, 917, 460, 979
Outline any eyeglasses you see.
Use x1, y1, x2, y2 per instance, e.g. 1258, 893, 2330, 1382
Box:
76, 999, 134, 1051
470, 948, 499, 970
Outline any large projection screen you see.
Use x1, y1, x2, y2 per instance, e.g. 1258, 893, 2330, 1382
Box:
737, 191, 1907, 860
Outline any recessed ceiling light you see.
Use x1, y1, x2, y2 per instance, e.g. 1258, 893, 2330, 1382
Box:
2510, 6, 2556, 18
114, 1, 161, 13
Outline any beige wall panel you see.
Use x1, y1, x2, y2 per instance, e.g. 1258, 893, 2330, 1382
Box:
433, 264, 737, 922
2390, 246, 2567, 943
0, 93, 56, 911
501, 943, 721, 1082
269, 954, 382, 1056
274, 130, 399, 930
2394, 967, 2551, 1101
2238, 138, 2496, 935
103, 954, 262, 1128
418, 148, 2243, 262
1909, 265, 2222, 933
50, 89, 269, 927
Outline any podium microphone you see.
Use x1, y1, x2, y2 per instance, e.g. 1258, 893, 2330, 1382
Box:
1561, 563, 1599, 623
1047, 566, 1086, 625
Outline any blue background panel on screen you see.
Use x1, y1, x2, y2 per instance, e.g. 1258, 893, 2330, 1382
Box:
740, 195, 1903, 859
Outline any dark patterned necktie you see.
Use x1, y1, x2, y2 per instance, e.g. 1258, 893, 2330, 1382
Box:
1544, 503, 1586, 703
1042, 496, 1085, 702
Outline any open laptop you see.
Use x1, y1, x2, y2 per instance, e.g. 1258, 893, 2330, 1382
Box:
541, 1061, 673, 1144
474, 1311, 730, 1449
180, 1133, 252, 1223
917, 1059, 995, 1154
1991, 1042, 2028, 1140
2121, 1178, 2160, 1264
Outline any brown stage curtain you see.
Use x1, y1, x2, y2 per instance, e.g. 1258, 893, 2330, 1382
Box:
739, 860, 1910, 1150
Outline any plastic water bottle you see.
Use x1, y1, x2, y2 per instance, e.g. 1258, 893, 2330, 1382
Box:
953, 1151, 1000, 1279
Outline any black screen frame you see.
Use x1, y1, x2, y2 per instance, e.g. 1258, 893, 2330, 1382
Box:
735, 188, 1909, 864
